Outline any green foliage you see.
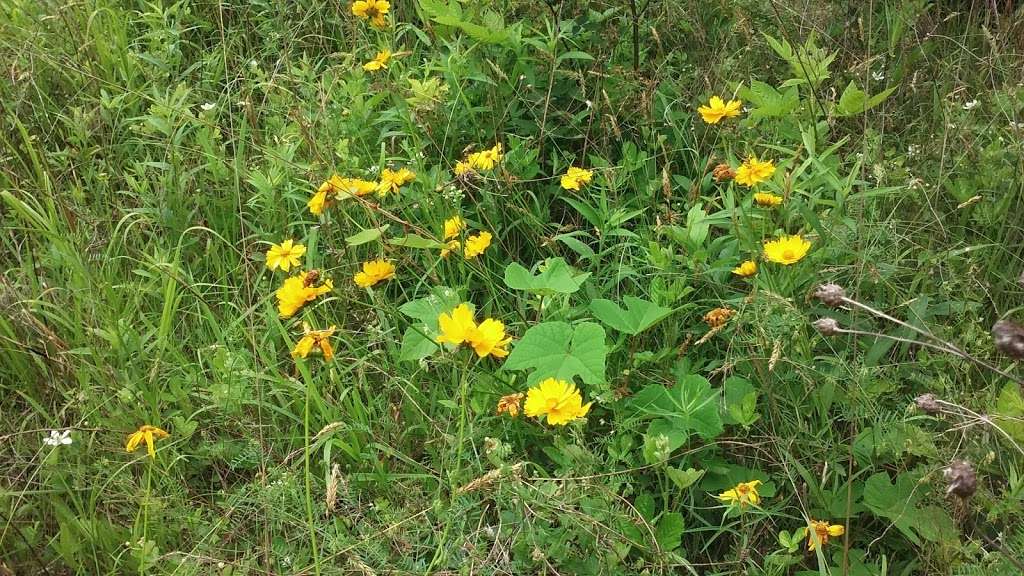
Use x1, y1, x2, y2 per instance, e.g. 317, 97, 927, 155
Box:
588, 296, 673, 335
504, 321, 607, 387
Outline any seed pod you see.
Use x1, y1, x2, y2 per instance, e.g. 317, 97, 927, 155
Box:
813, 318, 841, 336
814, 283, 846, 307
914, 393, 941, 415
991, 320, 1024, 360
944, 459, 977, 499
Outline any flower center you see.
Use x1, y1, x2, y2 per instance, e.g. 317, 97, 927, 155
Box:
782, 249, 795, 260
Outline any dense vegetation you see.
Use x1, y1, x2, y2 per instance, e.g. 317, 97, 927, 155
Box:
3, 1, 1024, 574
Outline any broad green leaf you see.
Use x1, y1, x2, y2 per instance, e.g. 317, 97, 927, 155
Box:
345, 225, 388, 246
628, 373, 723, 442
993, 382, 1024, 442
503, 321, 606, 386
503, 258, 590, 295
654, 512, 685, 551
398, 325, 438, 362
664, 467, 704, 491
388, 234, 445, 249
863, 472, 956, 545
589, 296, 673, 335
738, 80, 800, 121
835, 81, 896, 116
722, 376, 759, 427
398, 286, 463, 327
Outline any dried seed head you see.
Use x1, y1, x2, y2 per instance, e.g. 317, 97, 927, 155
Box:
914, 393, 941, 414
814, 283, 846, 307
703, 307, 735, 328
712, 163, 736, 182
944, 459, 977, 499
813, 318, 841, 336
992, 319, 1024, 360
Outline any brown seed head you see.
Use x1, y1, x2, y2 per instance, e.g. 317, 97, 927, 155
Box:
813, 318, 841, 336
814, 283, 846, 307
712, 163, 736, 182
914, 393, 941, 414
992, 319, 1024, 360
944, 459, 977, 499
703, 307, 735, 328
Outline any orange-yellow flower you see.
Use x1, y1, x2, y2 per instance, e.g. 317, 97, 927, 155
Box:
126, 425, 170, 459
291, 324, 336, 361
443, 216, 466, 240
734, 157, 776, 187
469, 318, 512, 358
276, 271, 333, 318
497, 393, 525, 417
436, 303, 477, 346
309, 176, 376, 215
704, 307, 735, 328
753, 192, 783, 207
732, 260, 757, 277
560, 166, 593, 191
463, 231, 492, 259
763, 235, 811, 265
351, 0, 389, 28
362, 49, 391, 72
523, 378, 592, 426
467, 143, 503, 171
807, 520, 845, 551
377, 167, 415, 197
454, 161, 473, 177
717, 480, 762, 507
266, 239, 306, 272
698, 96, 743, 124
353, 259, 395, 288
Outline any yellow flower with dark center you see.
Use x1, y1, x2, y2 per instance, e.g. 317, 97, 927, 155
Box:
732, 260, 757, 277
362, 49, 391, 72
717, 480, 762, 507
763, 234, 811, 265
735, 157, 776, 187
351, 0, 389, 28
276, 271, 333, 318
560, 166, 593, 191
443, 216, 466, 240
126, 425, 170, 459
463, 231, 492, 259
436, 303, 477, 346
376, 167, 416, 197
698, 96, 743, 124
807, 519, 845, 551
468, 318, 512, 358
292, 324, 336, 361
266, 239, 306, 272
497, 393, 525, 417
523, 378, 592, 426
704, 307, 735, 328
753, 192, 783, 207
467, 143, 503, 171
353, 259, 395, 288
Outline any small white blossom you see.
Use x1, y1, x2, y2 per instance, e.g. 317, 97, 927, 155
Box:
43, 430, 72, 446
200, 102, 216, 111
872, 70, 885, 81
963, 99, 980, 110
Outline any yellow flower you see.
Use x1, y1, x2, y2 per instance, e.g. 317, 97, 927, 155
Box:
126, 425, 170, 459
763, 234, 811, 265
467, 143, 503, 171
292, 324, 336, 361
523, 378, 592, 426
497, 393, 525, 417
698, 96, 743, 124
353, 259, 396, 288
440, 239, 461, 258
276, 271, 333, 318
351, 0, 389, 28
807, 520, 845, 551
463, 231, 492, 259
362, 49, 391, 72
454, 161, 473, 176
338, 177, 378, 197
377, 167, 416, 197
731, 260, 758, 277
309, 174, 345, 215
266, 239, 306, 272
560, 166, 593, 191
469, 318, 512, 359
443, 216, 466, 240
734, 157, 776, 187
717, 480, 762, 507
436, 303, 477, 346
753, 192, 783, 207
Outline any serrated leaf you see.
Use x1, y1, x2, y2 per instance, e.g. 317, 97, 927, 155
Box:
503, 321, 606, 386
398, 325, 438, 362
738, 80, 800, 120
503, 258, 590, 295
589, 296, 673, 335
345, 225, 388, 246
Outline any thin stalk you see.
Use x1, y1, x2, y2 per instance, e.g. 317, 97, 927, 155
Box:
303, 374, 322, 576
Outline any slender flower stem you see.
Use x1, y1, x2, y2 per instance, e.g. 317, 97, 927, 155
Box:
303, 372, 322, 576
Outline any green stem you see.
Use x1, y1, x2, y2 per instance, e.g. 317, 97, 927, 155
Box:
303, 372, 322, 576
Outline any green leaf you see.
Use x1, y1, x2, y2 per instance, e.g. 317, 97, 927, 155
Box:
993, 382, 1024, 442
863, 472, 956, 545
628, 373, 723, 443
503, 258, 590, 295
388, 234, 444, 249
664, 467, 704, 491
398, 325, 438, 362
722, 376, 759, 427
589, 296, 673, 335
503, 321, 607, 386
345, 225, 388, 246
835, 81, 896, 116
398, 286, 463, 328
556, 51, 595, 65
738, 80, 800, 121
654, 512, 685, 551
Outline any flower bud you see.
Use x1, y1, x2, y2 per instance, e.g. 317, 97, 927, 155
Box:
814, 283, 846, 307
813, 318, 841, 336
992, 320, 1024, 360
944, 459, 977, 498
914, 393, 941, 414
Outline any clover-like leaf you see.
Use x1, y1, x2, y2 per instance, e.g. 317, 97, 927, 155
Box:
503, 321, 606, 386
504, 258, 590, 295
589, 296, 673, 335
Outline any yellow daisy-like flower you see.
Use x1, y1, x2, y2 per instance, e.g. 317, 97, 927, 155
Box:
734, 157, 776, 187
467, 143, 503, 171
443, 216, 466, 240
463, 231, 492, 259
362, 49, 391, 72
351, 0, 389, 28
338, 177, 378, 197
753, 192, 783, 207
126, 425, 170, 459
309, 174, 345, 215
469, 318, 512, 359
436, 303, 477, 346
453, 161, 473, 176
763, 234, 811, 265
353, 259, 396, 288
560, 166, 593, 191
276, 271, 333, 318
497, 393, 525, 417
698, 96, 743, 124
266, 239, 307, 272
807, 520, 845, 551
523, 378, 593, 426
376, 167, 416, 197
717, 480, 762, 507
440, 239, 461, 259
291, 324, 336, 361
732, 260, 758, 277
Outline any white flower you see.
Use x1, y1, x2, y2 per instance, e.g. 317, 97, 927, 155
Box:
963, 99, 980, 110
43, 430, 72, 446
200, 102, 216, 111
1009, 121, 1023, 130
872, 70, 885, 81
